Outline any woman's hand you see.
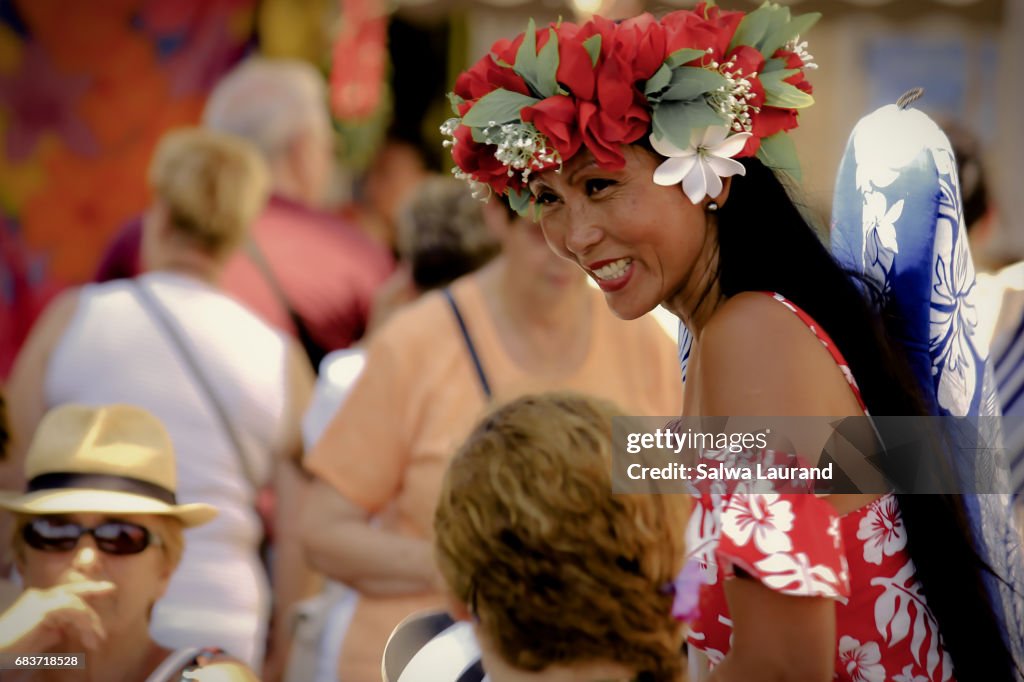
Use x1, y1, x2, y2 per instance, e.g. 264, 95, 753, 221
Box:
0, 581, 114, 653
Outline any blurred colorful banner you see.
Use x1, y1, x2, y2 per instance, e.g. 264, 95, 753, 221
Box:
0, 0, 258, 377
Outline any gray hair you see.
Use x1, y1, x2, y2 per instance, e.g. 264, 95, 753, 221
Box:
202, 57, 329, 162
397, 177, 501, 289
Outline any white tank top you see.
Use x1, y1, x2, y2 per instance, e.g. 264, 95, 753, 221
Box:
45, 271, 290, 664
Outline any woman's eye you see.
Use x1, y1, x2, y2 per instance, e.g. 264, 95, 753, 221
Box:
535, 191, 559, 206
585, 178, 616, 196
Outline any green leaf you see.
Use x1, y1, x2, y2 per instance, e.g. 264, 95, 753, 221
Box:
447, 92, 465, 116
665, 48, 707, 69
513, 18, 543, 96
582, 34, 602, 67
761, 57, 787, 73
508, 187, 533, 217
761, 67, 799, 83
760, 12, 820, 57
728, 3, 780, 53
462, 89, 540, 127
535, 28, 560, 98
761, 70, 814, 109
757, 131, 802, 180
661, 67, 727, 102
644, 64, 672, 97
652, 100, 725, 150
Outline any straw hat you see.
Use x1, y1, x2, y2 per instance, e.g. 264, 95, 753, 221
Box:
0, 404, 216, 527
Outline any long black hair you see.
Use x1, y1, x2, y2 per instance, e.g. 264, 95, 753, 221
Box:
711, 157, 1017, 680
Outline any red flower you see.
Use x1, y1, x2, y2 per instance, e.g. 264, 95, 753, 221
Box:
772, 48, 814, 94
553, 23, 596, 100
739, 107, 799, 156
577, 92, 650, 168
614, 14, 667, 83
725, 45, 765, 80
451, 125, 512, 194
492, 33, 526, 67
521, 95, 582, 161
662, 3, 743, 62
576, 15, 618, 63
454, 53, 530, 103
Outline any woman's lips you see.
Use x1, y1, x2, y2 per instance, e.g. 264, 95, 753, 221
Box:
588, 257, 634, 292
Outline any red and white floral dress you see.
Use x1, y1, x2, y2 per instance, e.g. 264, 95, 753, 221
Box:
686, 293, 956, 682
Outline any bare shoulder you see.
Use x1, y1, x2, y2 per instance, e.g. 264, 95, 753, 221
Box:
698, 292, 856, 416
701, 292, 817, 363
32, 288, 82, 337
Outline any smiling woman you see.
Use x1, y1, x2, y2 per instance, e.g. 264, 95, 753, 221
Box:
442, 3, 1022, 681
528, 145, 711, 321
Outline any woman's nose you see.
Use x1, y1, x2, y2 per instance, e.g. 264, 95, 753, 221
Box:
564, 210, 604, 258
70, 539, 102, 573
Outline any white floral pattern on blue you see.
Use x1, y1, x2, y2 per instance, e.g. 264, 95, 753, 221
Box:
830, 104, 1024, 670
928, 172, 979, 416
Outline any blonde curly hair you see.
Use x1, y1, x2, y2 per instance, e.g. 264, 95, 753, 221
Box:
434, 393, 690, 681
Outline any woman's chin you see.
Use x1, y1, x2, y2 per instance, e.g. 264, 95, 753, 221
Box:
602, 291, 655, 321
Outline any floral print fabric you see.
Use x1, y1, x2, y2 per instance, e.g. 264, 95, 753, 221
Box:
686, 293, 955, 681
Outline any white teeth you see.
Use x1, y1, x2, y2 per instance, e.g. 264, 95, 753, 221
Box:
593, 258, 632, 281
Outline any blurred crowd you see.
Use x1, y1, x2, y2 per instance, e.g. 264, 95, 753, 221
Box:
0, 52, 683, 681
0, 11, 1022, 680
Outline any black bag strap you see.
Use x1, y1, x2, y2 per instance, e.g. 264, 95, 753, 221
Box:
443, 288, 491, 400
246, 239, 327, 374
131, 279, 261, 490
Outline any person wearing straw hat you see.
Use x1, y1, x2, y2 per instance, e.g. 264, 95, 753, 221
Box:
0, 403, 257, 681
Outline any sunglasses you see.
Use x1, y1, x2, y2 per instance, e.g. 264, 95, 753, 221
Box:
22, 518, 162, 556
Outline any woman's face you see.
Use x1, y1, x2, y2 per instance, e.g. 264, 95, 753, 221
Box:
17, 513, 175, 635
493, 204, 584, 293
530, 145, 713, 320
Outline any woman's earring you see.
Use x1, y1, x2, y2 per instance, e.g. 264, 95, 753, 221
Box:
707, 201, 719, 212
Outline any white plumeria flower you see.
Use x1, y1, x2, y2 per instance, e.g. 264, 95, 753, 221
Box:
650, 125, 752, 205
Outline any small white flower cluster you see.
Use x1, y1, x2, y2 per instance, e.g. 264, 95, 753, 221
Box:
441, 118, 492, 200
440, 117, 460, 149
481, 121, 561, 182
704, 55, 759, 134
784, 35, 817, 70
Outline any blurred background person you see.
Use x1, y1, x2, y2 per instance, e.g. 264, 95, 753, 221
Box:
0, 403, 257, 681
351, 131, 435, 255
303, 176, 501, 446
94, 57, 394, 371
300, 182, 682, 680
945, 120, 1024, 508
417, 393, 691, 682
294, 177, 500, 682
3, 129, 315, 675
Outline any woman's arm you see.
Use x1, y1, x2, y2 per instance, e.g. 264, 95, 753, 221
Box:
2, 289, 80, 482
694, 293, 858, 681
300, 478, 439, 596
708, 576, 835, 682
264, 340, 319, 682
0, 289, 80, 574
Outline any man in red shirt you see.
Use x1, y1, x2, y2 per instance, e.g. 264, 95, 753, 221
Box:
95, 58, 393, 370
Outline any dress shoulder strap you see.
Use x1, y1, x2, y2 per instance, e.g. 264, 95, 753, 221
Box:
761, 291, 869, 415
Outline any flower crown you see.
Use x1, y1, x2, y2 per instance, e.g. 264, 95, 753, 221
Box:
442, 1, 819, 213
